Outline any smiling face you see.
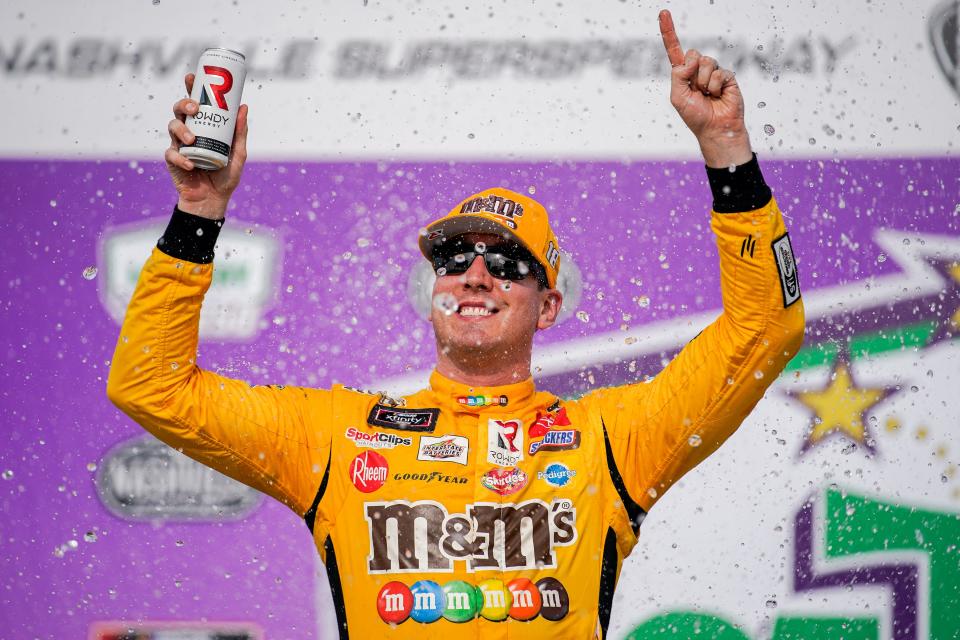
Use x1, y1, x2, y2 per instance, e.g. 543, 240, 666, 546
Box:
430, 233, 562, 378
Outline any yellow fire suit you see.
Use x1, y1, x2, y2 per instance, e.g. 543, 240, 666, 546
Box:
107, 158, 805, 639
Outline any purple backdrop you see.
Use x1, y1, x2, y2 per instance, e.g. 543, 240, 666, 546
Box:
0, 157, 956, 638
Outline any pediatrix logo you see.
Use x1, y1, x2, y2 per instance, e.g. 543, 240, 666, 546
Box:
627, 487, 960, 640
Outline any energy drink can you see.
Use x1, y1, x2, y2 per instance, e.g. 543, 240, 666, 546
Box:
180, 48, 246, 170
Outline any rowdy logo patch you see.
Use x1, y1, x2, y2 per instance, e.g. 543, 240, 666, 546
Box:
368, 405, 439, 432
772, 233, 801, 307
487, 418, 523, 466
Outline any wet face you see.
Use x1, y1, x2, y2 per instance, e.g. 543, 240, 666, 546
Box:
430, 233, 562, 366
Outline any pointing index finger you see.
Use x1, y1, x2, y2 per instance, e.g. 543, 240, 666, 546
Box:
659, 9, 685, 67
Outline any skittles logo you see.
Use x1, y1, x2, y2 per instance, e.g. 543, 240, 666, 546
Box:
376, 577, 569, 624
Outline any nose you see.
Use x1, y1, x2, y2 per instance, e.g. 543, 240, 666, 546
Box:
463, 253, 494, 290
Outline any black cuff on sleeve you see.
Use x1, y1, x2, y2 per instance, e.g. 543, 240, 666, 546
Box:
156, 206, 224, 264
705, 153, 772, 213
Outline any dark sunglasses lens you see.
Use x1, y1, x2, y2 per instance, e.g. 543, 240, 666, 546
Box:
433, 246, 539, 284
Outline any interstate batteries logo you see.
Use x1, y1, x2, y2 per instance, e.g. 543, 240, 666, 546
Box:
417, 435, 469, 465
376, 577, 569, 625
344, 427, 412, 449
365, 499, 577, 572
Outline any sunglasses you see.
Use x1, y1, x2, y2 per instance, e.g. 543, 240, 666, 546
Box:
432, 240, 548, 287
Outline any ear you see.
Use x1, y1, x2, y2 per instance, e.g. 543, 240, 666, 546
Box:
536, 289, 563, 331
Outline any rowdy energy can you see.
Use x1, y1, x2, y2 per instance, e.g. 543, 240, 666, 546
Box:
180, 48, 246, 170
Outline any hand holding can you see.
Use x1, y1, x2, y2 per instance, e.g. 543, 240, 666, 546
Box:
180, 48, 247, 170
165, 50, 249, 220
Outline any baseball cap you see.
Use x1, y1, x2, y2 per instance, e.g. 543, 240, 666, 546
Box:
418, 187, 561, 288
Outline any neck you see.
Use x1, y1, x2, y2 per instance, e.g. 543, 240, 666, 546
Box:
435, 344, 533, 387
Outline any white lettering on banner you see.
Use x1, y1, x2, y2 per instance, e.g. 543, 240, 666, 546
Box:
12, 2, 948, 160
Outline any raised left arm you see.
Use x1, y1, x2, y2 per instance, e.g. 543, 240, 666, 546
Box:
574, 12, 805, 515
659, 9, 753, 168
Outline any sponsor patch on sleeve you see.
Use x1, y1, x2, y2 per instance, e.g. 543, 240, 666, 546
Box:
771, 232, 801, 308
368, 405, 439, 432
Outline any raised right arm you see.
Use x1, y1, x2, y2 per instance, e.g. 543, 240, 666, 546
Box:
105, 75, 330, 516
105, 211, 331, 516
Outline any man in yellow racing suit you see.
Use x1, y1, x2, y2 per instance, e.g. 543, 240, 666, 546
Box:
107, 11, 804, 640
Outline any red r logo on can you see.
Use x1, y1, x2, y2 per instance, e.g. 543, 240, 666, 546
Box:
202, 66, 234, 110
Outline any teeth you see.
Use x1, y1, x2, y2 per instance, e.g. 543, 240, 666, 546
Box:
460, 306, 492, 317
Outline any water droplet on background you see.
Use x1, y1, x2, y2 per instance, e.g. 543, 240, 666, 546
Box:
688, 434, 702, 447
763, 124, 775, 135
576, 311, 590, 323
82, 266, 98, 280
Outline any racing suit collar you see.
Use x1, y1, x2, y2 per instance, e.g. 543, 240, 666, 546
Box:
428, 369, 535, 412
